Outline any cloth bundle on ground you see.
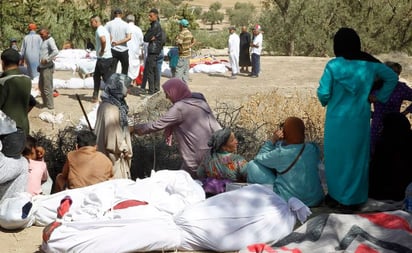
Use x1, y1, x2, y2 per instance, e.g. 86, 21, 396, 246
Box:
38, 170, 310, 252
241, 210, 412, 253
176, 184, 311, 251
0, 192, 34, 229
54, 49, 97, 73
35, 170, 204, 226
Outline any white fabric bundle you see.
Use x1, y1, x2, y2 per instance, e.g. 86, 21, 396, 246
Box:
40, 171, 205, 252
39, 172, 309, 252
176, 184, 310, 251
0, 192, 35, 229
190, 63, 227, 74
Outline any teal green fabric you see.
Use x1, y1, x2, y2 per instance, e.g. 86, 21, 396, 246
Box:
317, 57, 397, 205
246, 141, 324, 207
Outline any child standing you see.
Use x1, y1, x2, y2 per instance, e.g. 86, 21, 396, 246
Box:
167, 47, 179, 77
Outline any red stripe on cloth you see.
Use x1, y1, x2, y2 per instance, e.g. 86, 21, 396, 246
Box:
57, 196, 72, 219
245, 243, 301, 253
359, 213, 412, 233
246, 243, 278, 253
112, 200, 148, 210
280, 246, 301, 253
355, 244, 379, 253
42, 221, 61, 242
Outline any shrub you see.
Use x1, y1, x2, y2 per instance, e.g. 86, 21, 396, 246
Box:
192, 29, 228, 50
34, 88, 326, 186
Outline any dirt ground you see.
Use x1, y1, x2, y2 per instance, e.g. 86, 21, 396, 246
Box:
1, 55, 411, 252
26, 56, 328, 136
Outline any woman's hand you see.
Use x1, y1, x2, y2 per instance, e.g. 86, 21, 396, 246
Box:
271, 129, 283, 144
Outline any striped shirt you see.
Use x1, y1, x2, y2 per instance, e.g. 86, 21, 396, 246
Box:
176, 28, 193, 58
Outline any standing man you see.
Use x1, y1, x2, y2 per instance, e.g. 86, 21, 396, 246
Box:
143, 8, 163, 94
250, 24, 263, 78
228, 26, 240, 79
38, 28, 59, 110
125, 14, 144, 82
90, 15, 114, 102
105, 8, 131, 75
239, 25, 251, 73
175, 19, 195, 83
20, 23, 42, 79
0, 49, 32, 135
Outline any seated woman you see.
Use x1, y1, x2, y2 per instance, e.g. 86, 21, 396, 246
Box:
197, 128, 248, 195
369, 112, 412, 201
246, 116, 324, 207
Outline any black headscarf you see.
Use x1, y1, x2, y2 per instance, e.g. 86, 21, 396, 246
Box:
208, 128, 231, 155
334, 27, 383, 90
101, 73, 132, 127
333, 27, 380, 63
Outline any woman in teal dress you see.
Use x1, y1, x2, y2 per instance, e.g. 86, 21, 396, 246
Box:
246, 117, 324, 207
197, 128, 248, 195
317, 28, 398, 209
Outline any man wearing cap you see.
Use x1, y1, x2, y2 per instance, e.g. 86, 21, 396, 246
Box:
20, 23, 42, 79
0, 111, 29, 203
250, 24, 263, 78
143, 8, 163, 94
90, 15, 114, 102
175, 18, 195, 83
125, 14, 144, 82
38, 28, 59, 110
105, 8, 131, 75
228, 26, 240, 79
0, 49, 32, 135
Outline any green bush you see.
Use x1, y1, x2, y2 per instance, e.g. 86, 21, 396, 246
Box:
192, 30, 228, 50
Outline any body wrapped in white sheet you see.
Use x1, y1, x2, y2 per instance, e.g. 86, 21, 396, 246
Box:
35, 170, 205, 226
177, 184, 310, 251
40, 171, 310, 252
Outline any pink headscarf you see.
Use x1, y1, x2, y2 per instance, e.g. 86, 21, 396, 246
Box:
162, 78, 192, 103
162, 78, 193, 146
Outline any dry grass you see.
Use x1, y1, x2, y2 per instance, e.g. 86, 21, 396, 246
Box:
35, 88, 326, 184
230, 89, 325, 160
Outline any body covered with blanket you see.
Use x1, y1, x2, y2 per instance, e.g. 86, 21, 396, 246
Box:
34, 170, 310, 252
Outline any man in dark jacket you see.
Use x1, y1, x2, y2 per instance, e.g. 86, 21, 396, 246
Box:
0, 49, 32, 135
143, 8, 162, 94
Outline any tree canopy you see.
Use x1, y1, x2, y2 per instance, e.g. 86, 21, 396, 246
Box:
1, 0, 411, 56
201, 2, 224, 30
260, 0, 412, 56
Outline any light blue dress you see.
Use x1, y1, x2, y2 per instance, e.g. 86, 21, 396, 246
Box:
246, 141, 324, 207
317, 57, 397, 205
20, 31, 42, 79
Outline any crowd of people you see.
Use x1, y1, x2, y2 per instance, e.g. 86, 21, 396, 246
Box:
1, 7, 411, 217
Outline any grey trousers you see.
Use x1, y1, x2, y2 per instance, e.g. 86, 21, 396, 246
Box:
39, 67, 54, 109
176, 57, 190, 83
